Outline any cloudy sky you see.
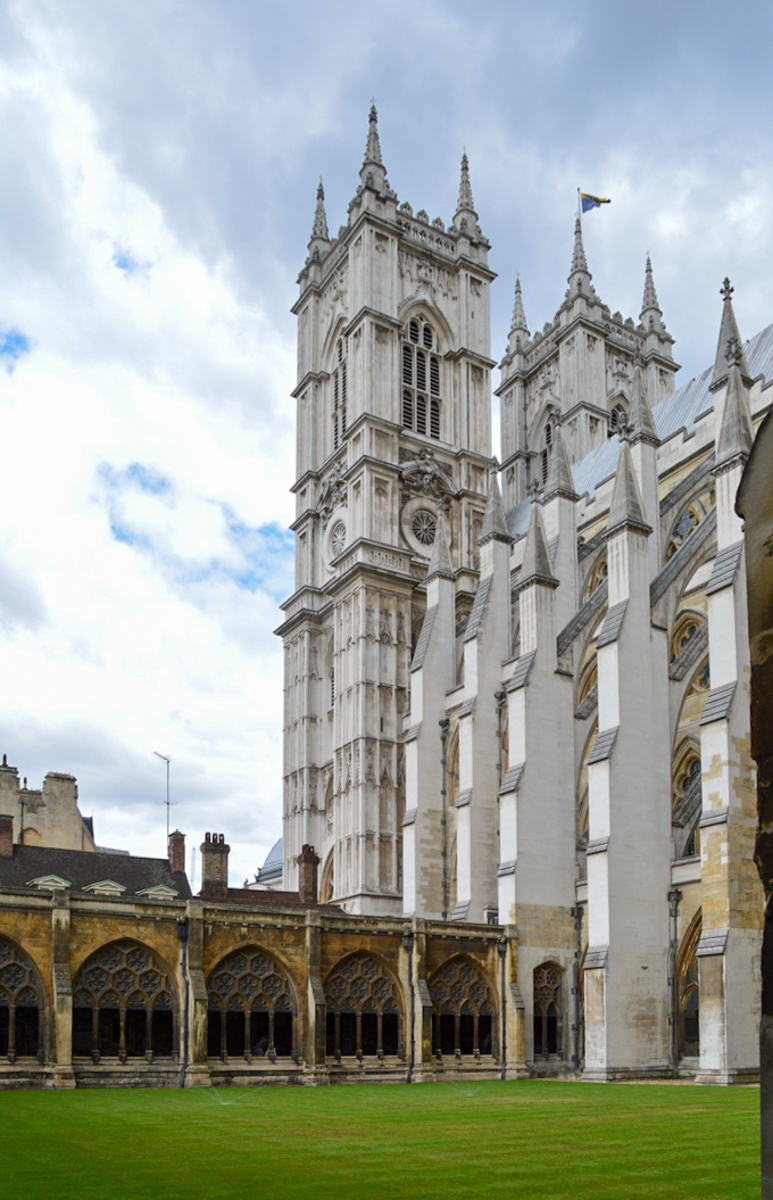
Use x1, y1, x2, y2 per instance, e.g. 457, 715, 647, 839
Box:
0, 0, 771, 886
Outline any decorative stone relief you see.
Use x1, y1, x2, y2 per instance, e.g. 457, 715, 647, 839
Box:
399, 447, 455, 501
318, 464, 347, 526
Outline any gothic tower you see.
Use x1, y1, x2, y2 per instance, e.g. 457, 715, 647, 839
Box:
277, 110, 495, 913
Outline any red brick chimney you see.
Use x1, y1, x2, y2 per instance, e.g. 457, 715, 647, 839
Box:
168, 829, 185, 874
200, 832, 230, 900
296, 844, 320, 905
0, 813, 14, 858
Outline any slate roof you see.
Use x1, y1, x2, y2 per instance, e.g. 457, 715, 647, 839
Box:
0, 844, 192, 899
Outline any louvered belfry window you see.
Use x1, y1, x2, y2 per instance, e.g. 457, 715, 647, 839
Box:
401, 317, 441, 440
333, 339, 347, 450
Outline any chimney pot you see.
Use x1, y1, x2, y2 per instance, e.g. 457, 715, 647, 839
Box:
296, 844, 321, 905
0, 814, 14, 857
168, 829, 186, 874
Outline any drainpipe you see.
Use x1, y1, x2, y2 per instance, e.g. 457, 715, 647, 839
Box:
667, 888, 682, 1077
570, 904, 584, 1072
439, 718, 450, 921
177, 917, 190, 1089
402, 925, 415, 1084
497, 935, 508, 1081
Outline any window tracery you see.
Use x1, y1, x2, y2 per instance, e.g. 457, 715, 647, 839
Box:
533, 963, 562, 1057
207, 947, 297, 1061
0, 937, 43, 1062
401, 316, 441, 439
324, 952, 402, 1060
72, 939, 176, 1062
665, 503, 703, 561
429, 956, 495, 1057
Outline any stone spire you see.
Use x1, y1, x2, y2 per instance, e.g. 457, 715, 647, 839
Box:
510, 276, 528, 333
426, 512, 454, 581
452, 152, 479, 236
359, 104, 387, 191
567, 217, 593, 296
544, 425, 577, 499
607, 438, 650, 534
479, 467, 510, 545
628, 361, 659, 445
519, 498, 557, 587
716, 349, 755, 466
308, 178, 329, 252
640, 256, 664, 332
710, 278, 752, 392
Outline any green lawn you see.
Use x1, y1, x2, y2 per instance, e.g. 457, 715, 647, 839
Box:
0, 1079, 759, 1200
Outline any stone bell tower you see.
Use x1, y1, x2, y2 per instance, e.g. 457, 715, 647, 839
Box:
276, 108, 495, 913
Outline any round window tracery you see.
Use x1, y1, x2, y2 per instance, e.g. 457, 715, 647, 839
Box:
330, 522, 347, 558
411, 510, 437, 547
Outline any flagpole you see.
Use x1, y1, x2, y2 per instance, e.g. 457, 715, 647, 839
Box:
577, 188, 582, 221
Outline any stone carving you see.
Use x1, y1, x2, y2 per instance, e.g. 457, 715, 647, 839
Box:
399, 448, 455, 500
374, 325, 390, 344
317, 465, 347, 525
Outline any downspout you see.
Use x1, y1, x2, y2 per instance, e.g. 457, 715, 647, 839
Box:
177, 917, 190, 1089
439, 718, 450, 921
570, 904, 584, 1072
497, 935, 507, 1081
402, 925, 415, 1084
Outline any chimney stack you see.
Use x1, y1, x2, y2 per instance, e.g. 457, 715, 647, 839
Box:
168, 829, 185, 874
200, 832, 230, 900
296, 844, 320, 905
0, 814, 14, 858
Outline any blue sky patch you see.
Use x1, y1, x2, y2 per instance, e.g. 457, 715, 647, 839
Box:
113, 249, 139, 273
0, 329, 31, 372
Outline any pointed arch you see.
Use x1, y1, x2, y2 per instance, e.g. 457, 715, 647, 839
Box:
533, 961, 564, 1059
429, 955, 496, 1057
396, 298, 456, 352
324, 951, 404, 1060
206, 945, 299, 1062
0, 936, 45, 1062
71, 939, 178, 1062
676, 909, 701, 1058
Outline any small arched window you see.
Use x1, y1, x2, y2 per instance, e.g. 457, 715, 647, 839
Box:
332, 339, 348, 450
533, 963, 562, 1058
608, 405, 626, 437
402, 317, 441, 439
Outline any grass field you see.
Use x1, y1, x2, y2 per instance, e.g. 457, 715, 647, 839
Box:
0, 1079, 759, 1200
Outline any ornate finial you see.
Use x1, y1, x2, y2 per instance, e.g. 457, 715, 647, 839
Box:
527, 478, 543, 503
616, 412, 632, 442
490, 455, 501, 473
720, 277, 734, 301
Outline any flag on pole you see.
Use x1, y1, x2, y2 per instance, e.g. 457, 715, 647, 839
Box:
580, 192, 611, 214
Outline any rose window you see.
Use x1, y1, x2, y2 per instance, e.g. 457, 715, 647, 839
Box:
411, 510, 437, 547
331, 522, 347, 558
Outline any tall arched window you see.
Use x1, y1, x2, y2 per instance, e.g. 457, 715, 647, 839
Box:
533, 963, 562, 1057
325, 953, 402, 1060
207, 947, 297, 1061
0, 937, 43, 1062
402, 316, 441, 439
72, 940, 177, 1062
429, 956, 495, 1057
677, 912, 701, 1059
332, 338, 348, 450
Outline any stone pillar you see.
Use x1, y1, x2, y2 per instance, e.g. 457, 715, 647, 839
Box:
199, 833, 229, 900
183, 898, 211, 1086
304, 910, 327, 1077
49, 891, 75, 1088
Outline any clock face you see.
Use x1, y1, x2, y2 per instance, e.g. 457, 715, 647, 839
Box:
411, 509, 437, 548
330, 521, 347, 558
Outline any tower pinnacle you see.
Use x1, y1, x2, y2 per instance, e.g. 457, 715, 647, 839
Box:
510, 276, 528, 333
309, 179, 329, 243
358, 104, 388, 192
452, 151, 480, 236
566, 216, 593, 298
710, 277, 752, 392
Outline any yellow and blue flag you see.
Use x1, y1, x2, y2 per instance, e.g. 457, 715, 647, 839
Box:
581, 193, 611, 213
